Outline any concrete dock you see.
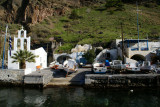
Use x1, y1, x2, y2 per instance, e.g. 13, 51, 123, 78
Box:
2, 68, 160, 88
42, 68, 160, 88
46, 68, 91, 87
24, 69, 53, 86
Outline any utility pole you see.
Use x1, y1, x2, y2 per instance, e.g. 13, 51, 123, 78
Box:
159, 36, 160, 48
121, 23, 124, 64
0, 29, 1, 57
2, 25, 8, 69
136, 1, 141, 50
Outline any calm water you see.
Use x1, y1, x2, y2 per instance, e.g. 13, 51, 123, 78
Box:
0, 87, 160, 107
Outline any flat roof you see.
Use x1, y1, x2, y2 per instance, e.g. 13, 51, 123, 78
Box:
124, 39, 148, 43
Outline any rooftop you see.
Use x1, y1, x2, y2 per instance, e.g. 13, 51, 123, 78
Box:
124, 39, 148, 43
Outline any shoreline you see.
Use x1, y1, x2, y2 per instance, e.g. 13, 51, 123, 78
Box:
1, 68, 160, 89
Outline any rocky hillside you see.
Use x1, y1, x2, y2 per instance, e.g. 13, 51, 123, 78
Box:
0, 0, 82, 24
0, 0, 160, 53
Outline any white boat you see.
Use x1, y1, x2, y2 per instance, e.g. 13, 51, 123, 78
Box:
126, 62, 140, 72
110, 60, 126, 71
49, 61, 61, 69
140, 61, 155, 72
92, 62, 107, 74
63, 59, 78, 73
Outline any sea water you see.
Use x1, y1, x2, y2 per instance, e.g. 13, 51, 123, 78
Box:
0, 87, 160, 107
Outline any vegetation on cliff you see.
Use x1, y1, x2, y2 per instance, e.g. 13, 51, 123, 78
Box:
0, 0, 160, 53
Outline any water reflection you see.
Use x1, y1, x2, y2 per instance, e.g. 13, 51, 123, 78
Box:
0, 87, 160, 107
24, 90, 47, 106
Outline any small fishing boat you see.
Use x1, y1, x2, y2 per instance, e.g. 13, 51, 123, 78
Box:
110, 60, 126, 72
126, 62, 140, 72
92, 62, 107, 74
49, 61, 60, 69
140, 61, 155, 72
63, 59, 78, 73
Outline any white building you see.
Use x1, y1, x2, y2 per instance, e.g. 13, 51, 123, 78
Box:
116, 39, 160, 62
8, 27, 47, 72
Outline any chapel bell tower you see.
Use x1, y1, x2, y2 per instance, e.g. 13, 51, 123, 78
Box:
14, 27, 30, 51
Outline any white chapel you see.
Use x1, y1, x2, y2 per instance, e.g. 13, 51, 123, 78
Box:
8, 27, 47, 71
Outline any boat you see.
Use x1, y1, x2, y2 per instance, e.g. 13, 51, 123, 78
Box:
153, 60, 160, 73
49, 61, 60, 69
126, 62, 140, 72
140, 61, 155, 72
110, 60, 126, 72
63, 59, 78, 73
92, 62, 107, 74
155, 67, 160, 73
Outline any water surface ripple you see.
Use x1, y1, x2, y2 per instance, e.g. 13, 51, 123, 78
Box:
0, 87, 160, 107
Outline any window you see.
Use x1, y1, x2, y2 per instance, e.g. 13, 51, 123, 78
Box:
24, 39, 27, 50
17, 39, 21, 50
21, 31, 24, 37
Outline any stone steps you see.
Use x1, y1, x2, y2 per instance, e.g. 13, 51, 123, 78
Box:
46, 68, 91, 86
24, 69, 53, 85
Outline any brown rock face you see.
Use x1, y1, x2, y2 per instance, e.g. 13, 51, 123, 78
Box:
3, 0, 23, 22
0, 6, 5, 20
1, 0, 83, 24
24, 3, 53, 24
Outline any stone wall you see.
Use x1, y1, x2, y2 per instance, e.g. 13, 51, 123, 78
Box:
24, 69, 53, 85
85, 74, 160, 88
0, 69, 25, 85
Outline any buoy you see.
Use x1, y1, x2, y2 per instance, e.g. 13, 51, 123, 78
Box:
130, 89, 133, 93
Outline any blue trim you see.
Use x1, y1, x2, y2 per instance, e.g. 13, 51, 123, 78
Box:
124, 39, 148, 43
131, 48, 139, 51
94, 72, 106, 74
141, 47, 148, 51
2, 35, 6, 69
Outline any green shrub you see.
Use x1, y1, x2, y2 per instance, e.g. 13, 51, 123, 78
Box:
56, 44, 74, 53
83, 49, 96, 64
109, 10, 114, 14
69, 10, 80, 20
0, 0, 7, 5
105, 0, 124, 10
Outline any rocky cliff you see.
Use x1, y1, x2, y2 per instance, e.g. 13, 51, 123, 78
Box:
0, 0, 157, 25
0, 0, 84, 24
0, 0, 159, 54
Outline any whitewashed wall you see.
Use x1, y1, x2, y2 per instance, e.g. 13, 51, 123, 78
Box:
8, 47, 47, 71
8, 28, 47, 72
8, 50, 19, 69
95, 49, 117, 63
